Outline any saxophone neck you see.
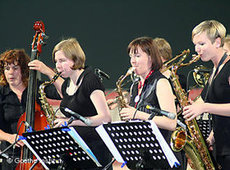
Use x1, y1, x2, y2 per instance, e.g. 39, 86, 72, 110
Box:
39, 72, 61, 94
116, 67, 134, 87
39, 81, 48, 94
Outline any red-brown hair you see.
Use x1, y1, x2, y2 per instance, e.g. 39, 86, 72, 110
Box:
0, 49, 30, 86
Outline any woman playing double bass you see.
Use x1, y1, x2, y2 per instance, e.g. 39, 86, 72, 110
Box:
0, 49, 61, 169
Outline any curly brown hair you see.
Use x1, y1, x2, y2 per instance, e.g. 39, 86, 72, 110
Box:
0, 49, 30, 86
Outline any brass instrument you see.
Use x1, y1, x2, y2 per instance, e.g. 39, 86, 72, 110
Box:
39, 72, 61, 128
115, 67, 135, 118
161, 49, 190, 73
193, 65, 210, 88
170, 54, 215, 170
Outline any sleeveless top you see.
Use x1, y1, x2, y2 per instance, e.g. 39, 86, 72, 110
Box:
201, 59, 230, 156
129, 70, 171, 143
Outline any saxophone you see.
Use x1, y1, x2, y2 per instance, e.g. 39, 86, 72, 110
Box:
39, 72, 61, 128
161, 49, 190, 73
193, 65, 210, 88
170, 54, 215, 170
115, 67, 135, 118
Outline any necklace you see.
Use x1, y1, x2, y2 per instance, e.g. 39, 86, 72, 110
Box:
134, 70, 154, 108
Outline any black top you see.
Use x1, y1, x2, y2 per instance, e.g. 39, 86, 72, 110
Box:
0, 81, 61, 169
59, 67, 112, 168
201, 59, 230, 156
0, 82, 61, 169
60, 67, 105, 118
129, 70, 172, 143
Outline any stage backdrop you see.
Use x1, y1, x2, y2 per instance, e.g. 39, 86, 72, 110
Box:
0, 0, 229, 90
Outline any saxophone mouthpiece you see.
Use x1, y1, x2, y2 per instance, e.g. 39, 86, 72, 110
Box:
53, 68, 62, 76
56, 72, 62, 76
192, 54, 201, 61
126, 67, 135, 76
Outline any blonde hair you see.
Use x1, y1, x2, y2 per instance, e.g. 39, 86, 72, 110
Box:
52, 38, 85, 70
192, 20, 226, 47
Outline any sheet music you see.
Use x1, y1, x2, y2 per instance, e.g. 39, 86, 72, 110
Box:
96, 123, 125, 163
22, 139, 49, 170
150, 121, 180, 167
68, 127, 102, 167
21, 127, 102, 169
96, 120, 180, 168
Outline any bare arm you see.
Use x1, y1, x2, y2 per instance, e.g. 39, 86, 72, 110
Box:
202, 103, 230, 116
68, 90, 111, 126
28, 60, 64, 97
153, 78, 177, 131
0, 129, 23, 147
183, 97, 230, 121
120, 78, 177, 131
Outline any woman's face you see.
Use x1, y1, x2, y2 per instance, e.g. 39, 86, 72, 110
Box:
55, 50, 75, 78
193, 32, 218, 62
4, 63, 23, 87
129, 46, 152, 78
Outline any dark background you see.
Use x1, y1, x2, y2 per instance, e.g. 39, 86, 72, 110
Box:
1, 0, 229, 90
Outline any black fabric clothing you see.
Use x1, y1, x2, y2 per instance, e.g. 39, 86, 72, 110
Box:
216, 155, 230, 170
59, 67, 112, 169
129, 70, 184, 169
0, 81, 61, 169
130, 70, 171, 142
71, 126, 112, 170
60, 67, 105, 118
201, 58, 230, 168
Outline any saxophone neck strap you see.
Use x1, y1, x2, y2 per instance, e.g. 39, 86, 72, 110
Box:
76, 70, 85, 86
213, 52, 228, 78
204, 52, 228, 102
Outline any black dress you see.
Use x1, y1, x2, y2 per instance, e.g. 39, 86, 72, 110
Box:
129, 70, 184, 170
201, 59, 230, 169
59, 67, 112, 169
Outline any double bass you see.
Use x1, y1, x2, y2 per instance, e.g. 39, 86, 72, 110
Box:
16, 21, 49, 170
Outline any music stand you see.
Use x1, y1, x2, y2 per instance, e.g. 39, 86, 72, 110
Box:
96, 120, 180, 169
196, 113, 212, 139
21, 126, 102, 169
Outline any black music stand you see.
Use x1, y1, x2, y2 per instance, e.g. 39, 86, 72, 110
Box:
196, 113, 212, 139
96, 120, 180, 169
21, 126, 102, 169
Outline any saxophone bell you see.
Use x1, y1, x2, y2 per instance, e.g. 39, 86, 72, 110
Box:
171, 127, 187, 152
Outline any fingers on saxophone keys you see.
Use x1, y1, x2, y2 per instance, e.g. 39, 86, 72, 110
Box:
107, 98, 118, 110
183, 110, 194, 121
119, 112, 127, 120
